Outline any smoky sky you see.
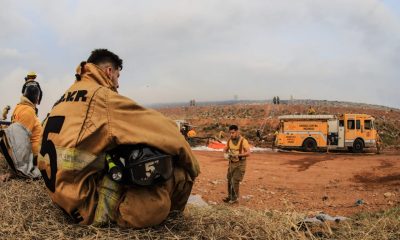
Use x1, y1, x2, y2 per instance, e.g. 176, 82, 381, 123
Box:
1, 0, 400, 120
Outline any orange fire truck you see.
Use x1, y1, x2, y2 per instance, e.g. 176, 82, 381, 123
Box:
276, 114, 378, 152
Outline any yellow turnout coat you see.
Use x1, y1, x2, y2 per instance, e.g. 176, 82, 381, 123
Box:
38, 63, 200, 227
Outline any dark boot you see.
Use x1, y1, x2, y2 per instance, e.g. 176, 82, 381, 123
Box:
231, 180, 240, 201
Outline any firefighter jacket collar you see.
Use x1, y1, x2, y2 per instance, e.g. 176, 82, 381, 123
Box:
76, 63, 118, 92
19, 96, 36, 109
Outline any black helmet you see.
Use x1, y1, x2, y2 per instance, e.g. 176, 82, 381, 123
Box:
22, 81, 43, 105
106, 145, 173, 186
23, 84, 40, 104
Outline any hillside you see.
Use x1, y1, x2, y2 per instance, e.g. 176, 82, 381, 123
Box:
157, 100, 400, 148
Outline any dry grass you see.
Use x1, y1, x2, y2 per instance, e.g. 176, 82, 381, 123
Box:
1, 157, 399, 240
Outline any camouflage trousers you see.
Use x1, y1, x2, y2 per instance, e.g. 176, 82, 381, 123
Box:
227, 159, 247, 200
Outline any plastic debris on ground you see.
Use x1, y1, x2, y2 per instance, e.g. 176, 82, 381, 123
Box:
303, 213, 348, 223
355, 199, 364, 206
187, 194, 208, 207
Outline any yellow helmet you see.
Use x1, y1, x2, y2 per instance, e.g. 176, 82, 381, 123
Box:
26, 71, 37, 79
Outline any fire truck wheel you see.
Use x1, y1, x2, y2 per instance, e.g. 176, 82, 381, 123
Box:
303, 138, 317, 152
352, 139, 364, 153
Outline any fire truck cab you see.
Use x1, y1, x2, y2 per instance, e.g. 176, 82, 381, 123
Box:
276, 114, 377, 152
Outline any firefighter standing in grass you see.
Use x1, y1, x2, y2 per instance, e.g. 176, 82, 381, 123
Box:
223, 125, 250, 204
38, 49, 200, 228
22, 72, 43, 107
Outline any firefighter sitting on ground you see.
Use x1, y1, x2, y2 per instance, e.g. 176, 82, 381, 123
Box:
223, 125, 251, 204
37, 49, 200, 228
0, 84, 43, 182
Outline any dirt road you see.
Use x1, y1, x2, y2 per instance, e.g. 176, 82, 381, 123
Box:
192, 150, 400, 216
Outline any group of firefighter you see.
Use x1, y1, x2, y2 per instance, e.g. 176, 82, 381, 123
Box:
0, 49, 251, 229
